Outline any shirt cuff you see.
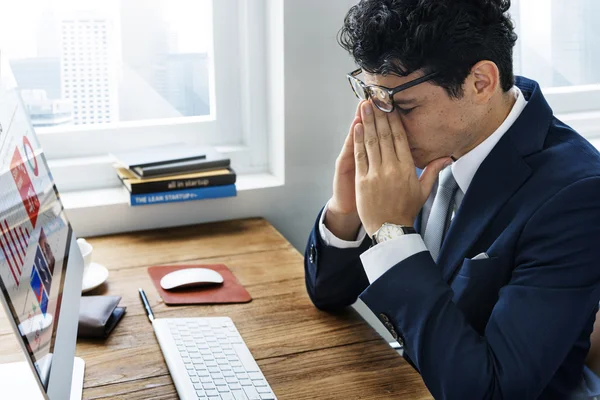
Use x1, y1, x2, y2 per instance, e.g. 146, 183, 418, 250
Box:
318, 200, 367, 248
360, 234, 428, 283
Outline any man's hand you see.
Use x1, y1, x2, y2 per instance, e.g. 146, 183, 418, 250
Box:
354, 101, 452, 236
324, 102, 366, 241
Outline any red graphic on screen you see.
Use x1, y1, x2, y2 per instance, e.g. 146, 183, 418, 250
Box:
0, 220, 29, 286
10, 148, 40, 228
23, 136, 39, 177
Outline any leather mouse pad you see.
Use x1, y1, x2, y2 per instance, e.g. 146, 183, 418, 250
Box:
148, 264, 252, 306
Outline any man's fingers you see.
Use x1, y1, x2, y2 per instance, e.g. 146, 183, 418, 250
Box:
420, 157, 454, 201
342, 116, 360, 153
387, 108, 413, 162
339, 101, 365, 163
354, 123, 369, 176
360, 102, 381, 168
372, 103, 397, 165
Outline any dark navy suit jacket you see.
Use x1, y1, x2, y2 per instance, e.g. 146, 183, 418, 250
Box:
304, 77, 600, 399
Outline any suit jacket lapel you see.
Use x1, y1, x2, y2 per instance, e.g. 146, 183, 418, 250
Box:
439, 138, 532, 282
435, 76, 553, 282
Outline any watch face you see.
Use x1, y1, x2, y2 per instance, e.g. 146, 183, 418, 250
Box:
377, 224, 397, 243
375, 223, 412, 243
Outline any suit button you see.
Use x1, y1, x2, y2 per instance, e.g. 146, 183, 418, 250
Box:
383, 321, 396, 338
379, 313, 390, 324
397, 336, 404, 347
309, 244, 316, 264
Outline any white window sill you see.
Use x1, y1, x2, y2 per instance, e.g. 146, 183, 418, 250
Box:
61, 173, 283, 211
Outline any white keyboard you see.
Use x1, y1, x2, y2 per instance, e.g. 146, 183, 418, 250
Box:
153, 317, 277, 400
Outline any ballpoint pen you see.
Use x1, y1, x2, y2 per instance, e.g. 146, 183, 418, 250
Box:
138, 288, 155, 323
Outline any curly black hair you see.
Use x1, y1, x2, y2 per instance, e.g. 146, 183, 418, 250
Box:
338, 0, 518, 98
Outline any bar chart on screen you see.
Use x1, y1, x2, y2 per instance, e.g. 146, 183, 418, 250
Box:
0, 219, 30, 287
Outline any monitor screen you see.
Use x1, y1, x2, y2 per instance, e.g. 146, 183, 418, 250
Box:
0, 86, 73, 390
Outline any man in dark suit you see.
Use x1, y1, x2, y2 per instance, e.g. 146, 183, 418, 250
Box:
304, 1, 600, 398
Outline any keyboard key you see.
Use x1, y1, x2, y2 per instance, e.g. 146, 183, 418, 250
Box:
218, 386, 232, 393
206, 390, 220, 397
229, 383, 242, 390
253, 380, 268, 387
256, 387, 271, 394
214, 379, 227, 386
260, 394, 275, 400
203, 383, 216, 391
191, 377, 200, 383
248, 373, 263, 381
239, 379, 253, 386
196, 390, 206, 397
231, 390, 247, 400
194, 383, 203, 390
237, 374, 248, 380
232, 345, 260, 372
223, 371, 235, 377
226, 377, 238, 384
220, 393, 236, 400
243, 386, 261, 400
201, 376, 212, 383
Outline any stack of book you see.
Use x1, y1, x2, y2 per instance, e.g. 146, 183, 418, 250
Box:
111, 145, 237, 207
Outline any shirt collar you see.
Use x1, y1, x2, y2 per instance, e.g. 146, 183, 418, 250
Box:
452, 86, 528, 194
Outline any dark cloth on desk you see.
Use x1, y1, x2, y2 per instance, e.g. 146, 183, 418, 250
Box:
304, 76, 600, 399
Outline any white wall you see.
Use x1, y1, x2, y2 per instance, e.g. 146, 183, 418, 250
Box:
267, 0, 359, 250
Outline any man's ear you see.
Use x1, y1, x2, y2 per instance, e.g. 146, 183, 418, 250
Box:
465, 60, 501, 104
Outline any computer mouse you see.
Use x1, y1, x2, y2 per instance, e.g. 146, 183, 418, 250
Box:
160, 268, 225, 290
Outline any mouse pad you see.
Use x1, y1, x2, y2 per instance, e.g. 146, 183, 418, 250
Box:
148, 264, 252, 306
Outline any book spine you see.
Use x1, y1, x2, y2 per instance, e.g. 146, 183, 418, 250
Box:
129, 184, 237, 207
135, 160, 231, 178
128, 173, 237, 194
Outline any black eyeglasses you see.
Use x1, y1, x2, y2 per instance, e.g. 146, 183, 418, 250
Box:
347, 68, 439, 113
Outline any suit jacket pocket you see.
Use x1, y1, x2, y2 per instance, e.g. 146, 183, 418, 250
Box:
457, 255, 510, 278
452, 255, 512, 333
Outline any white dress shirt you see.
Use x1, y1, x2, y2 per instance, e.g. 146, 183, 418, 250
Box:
319, 87, 527, 283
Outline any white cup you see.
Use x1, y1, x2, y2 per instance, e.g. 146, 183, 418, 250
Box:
76, 238, 93, 278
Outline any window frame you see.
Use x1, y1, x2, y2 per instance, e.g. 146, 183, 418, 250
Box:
32, 0, 269, 192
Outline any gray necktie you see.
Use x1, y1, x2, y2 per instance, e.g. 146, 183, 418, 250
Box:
423, 167, 459, 262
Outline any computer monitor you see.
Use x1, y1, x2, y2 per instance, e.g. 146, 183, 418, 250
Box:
0, 64, 84, 399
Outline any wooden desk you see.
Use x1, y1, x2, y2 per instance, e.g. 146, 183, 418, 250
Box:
2, 218, 432, 399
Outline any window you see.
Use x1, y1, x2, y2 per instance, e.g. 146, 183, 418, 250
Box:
1, 0, 269, 191
511, 0, 600, 116
7, 0, 215, 126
